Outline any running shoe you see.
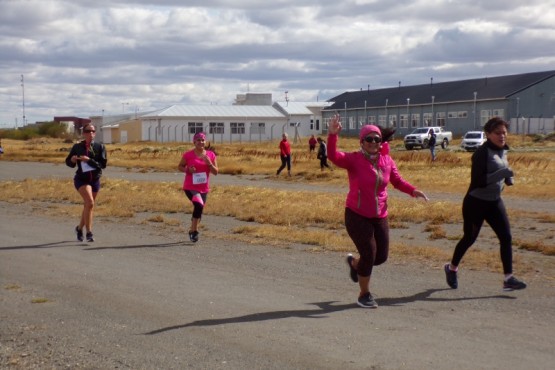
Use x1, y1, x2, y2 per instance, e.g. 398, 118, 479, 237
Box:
86, 232, 94, 242
357, 292, 378, 308
75, 226, 84, 242
444, 263, 458, 289
346, 254, 358, 283
503, 276, 527, 291
189, 231, 199, 243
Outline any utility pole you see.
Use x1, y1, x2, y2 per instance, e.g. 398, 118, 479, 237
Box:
21, 74, 26, 126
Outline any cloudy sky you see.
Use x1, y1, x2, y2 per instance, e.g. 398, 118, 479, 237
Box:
1, 0, 554, 127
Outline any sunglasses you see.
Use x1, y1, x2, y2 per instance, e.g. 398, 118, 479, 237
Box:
364, 136, 382, 143
83, 130, 96, 133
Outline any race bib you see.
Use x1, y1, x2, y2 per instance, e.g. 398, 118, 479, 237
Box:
192, 172, 207, 184
81, 161, 95, 173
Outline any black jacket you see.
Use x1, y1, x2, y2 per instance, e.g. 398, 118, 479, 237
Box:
65, 141, 107, 181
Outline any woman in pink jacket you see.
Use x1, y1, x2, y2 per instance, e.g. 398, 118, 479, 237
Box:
327, 114, 428, 308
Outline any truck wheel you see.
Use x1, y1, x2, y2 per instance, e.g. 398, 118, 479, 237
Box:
441, 138, 449, 149
405, 145, 413, 150
423, 139, 429, 149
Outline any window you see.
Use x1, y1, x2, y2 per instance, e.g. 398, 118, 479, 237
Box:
436, 112, 446, 127
423, 113, 433, 125
389, 115, 397, 128
481, 110, 492, 125
400, 114, 408, 128
251, 122, 266, 134
209, 122, 224, 134
448, 111, 457, 119
230, 122, 245, 134
492, 109, 505, 118
348, 116, 355, 130
458, 111, 468, 118
368, 116, 376, 124
188, 122, 203, 134
378, 115, 386, 126
411, 113, 420, 128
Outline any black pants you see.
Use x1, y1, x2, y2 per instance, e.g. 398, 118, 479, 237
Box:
319, 155, 331, 169
451, 194, 513, 274
344, 208, 389, 277
277, 155, 291, 174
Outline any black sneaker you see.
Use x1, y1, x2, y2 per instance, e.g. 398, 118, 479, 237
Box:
86, 232, 94, 242
503, 276, 527, 291
189, 231, 199, 243
444, 263, 458, 289
357, 292, 378, 308
346, 254, 358, 283
75, 226, 84, 242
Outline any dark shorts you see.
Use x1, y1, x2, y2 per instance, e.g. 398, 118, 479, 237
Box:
74, 177, 101, 193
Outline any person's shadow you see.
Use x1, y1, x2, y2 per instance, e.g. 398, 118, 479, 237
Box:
0, 241, 186, 251
144, 288, 515, 335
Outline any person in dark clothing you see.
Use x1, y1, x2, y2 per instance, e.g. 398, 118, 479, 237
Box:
444, 117, 526, 291
428, 129, 437, 161
316, 137, 332, 171
65, 124, 107, 242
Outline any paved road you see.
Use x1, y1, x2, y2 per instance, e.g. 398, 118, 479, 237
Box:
1, 161, 555, 369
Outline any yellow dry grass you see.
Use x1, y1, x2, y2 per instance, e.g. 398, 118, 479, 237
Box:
1, 135, 554, 275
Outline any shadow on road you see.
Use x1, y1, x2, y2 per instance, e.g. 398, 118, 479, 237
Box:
0, 241, 187, 251
0, 240, 77, 250
144, 288, 516, 335
83, 241, 185, 251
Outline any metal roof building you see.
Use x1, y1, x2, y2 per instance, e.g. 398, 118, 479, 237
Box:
323, 70, 555, 137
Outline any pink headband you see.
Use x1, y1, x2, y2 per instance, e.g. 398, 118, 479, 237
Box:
193, 132, 206, 142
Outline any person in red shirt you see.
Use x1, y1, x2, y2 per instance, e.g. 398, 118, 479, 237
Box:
308, 135, 317, 152
276, 133, 292, 176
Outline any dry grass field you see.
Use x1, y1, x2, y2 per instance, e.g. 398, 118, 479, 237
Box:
1, 134, 554, 277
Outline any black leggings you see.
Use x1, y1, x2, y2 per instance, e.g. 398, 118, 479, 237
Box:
184, 190, 208, 219
451, 194, 513, 274
344, 208, 389, 277
277, 155, 291, 174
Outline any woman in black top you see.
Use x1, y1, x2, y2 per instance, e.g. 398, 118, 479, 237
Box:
444, 117, 526, 291
65, 124, 107, 242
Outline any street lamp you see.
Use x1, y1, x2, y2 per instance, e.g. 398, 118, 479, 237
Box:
473, 92, 478, 129
431, 96, 435, 126
406, 98, 410, 128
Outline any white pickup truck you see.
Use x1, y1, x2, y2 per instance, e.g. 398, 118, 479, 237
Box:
403, 127, 453, 150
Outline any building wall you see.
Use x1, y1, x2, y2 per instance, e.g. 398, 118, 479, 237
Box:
140, 117, 288, 143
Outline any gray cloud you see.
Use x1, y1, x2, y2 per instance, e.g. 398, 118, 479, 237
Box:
0, 0, 553, 125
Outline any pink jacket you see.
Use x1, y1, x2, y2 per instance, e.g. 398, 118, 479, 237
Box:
327, 134, 416, 219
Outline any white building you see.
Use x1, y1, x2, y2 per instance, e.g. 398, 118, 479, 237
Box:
95, 94, 333, 144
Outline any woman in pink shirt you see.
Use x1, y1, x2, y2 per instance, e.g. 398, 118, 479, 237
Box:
177, 132, 218, 242
327, 115, 428, 308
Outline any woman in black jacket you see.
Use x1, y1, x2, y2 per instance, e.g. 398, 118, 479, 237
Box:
444, 117, 526, 291
65, 124, 107, 242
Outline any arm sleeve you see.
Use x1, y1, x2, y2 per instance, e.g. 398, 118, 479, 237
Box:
326, 134, 351, 169
388, 157, 417, 196
65, 145, 77, 168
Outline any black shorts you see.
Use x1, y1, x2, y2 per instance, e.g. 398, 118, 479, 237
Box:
74, 177, 101, 192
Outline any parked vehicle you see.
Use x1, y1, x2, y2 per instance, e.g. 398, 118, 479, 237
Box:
460, 131, 486, 151
403, 127, 453, 150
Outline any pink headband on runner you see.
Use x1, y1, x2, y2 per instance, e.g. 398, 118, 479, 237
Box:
193, 132, 206, 142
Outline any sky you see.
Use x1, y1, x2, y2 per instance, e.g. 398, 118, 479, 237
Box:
1, 0, 554, 127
